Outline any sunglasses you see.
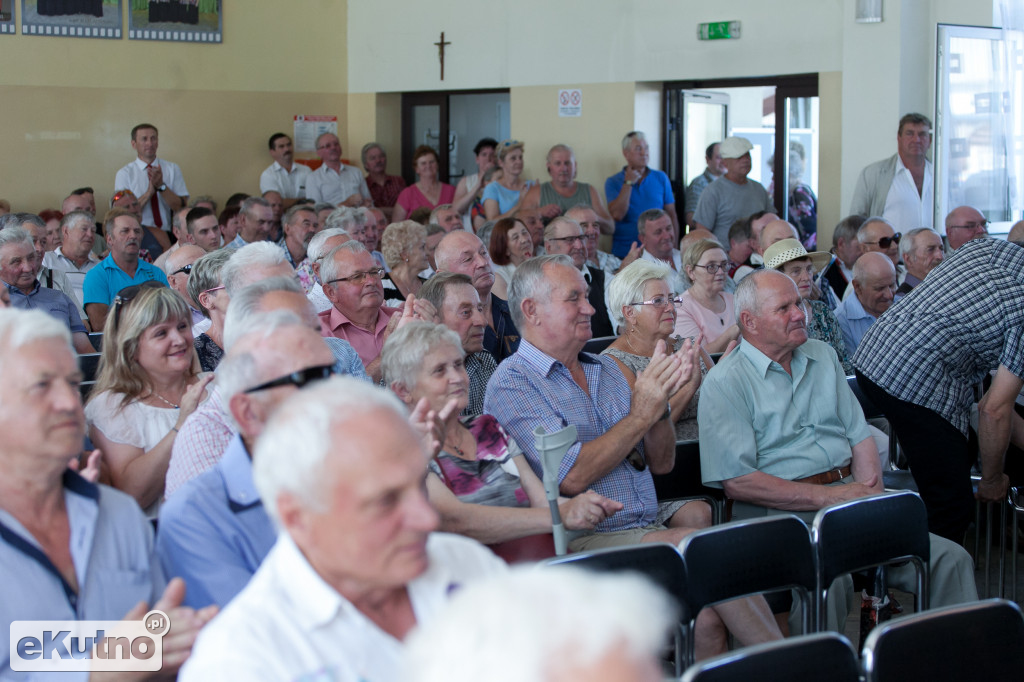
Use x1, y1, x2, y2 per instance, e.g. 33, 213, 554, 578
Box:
243, 364, 336, 394
170, 264, 193, 276
865, 233, 902, 248
112, 280, 165, 331
111, 189, 137, 204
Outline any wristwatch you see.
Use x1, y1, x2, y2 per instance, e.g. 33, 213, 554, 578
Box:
157, 183, 167, 192
624, 180, 635, 186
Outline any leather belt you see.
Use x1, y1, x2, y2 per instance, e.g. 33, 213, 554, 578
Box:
795, 465, 852, 486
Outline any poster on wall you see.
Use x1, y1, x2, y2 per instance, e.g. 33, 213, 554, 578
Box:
0, 0, 14, 34
294, 115, 338, 153
129, 0, 220, 43
21, 0, 122, 39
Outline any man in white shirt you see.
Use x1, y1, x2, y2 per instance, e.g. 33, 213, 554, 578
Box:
305, 133, 373, 207
113, 123, 189, 231
180, 377, 505, 682
259, 133, 311, 208
850, 113, 934, 233
42, 210, 99, 308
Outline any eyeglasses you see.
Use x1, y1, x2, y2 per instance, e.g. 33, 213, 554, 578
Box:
325, 267, 386, 286
864, 233, 902, 248
112, 280, 165, 330
170, 264, 193, 276
201, 285, 225, 296
243, 364, 336, 394
547, 235, 584, 245
692, 261, 729, 275
629, 295, 684, 308
947, 221, 988, 232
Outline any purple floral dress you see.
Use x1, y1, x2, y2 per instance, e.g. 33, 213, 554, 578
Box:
428, 414, 530, 508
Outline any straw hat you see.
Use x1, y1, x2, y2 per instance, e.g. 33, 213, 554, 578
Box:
762, 238, 833, 271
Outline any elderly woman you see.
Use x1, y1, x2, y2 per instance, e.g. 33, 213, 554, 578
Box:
380, 220, 429, 308
188, 249, 233, 372
383, 322, 618, 557
482, 139, 532, 220
488, 217, 534, 287
85, 284, 212, 515
39, 209, 63, 252
763, 238, 853, 374
392, 146, 456, 223
675, 238, 741, 353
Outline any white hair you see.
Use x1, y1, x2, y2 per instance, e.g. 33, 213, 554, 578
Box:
607, 259, 674, 328
381, 321, 463, 391
0, 308, 72, 381
320, 240, 369, 285
221, 242, 290, 297
222, 276, 305, 352
507, 254, 573, 329
323, 206, 360, 232
307, 227, 350, 264
252, 376, 408, 526
403, 565, 675, 682
899, 227, 937, 261
734, 268, 791, 324
0, 226, 33, 252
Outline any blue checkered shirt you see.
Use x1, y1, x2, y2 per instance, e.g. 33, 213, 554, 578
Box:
484, 339, 657, 532
855, 239, 1024, 435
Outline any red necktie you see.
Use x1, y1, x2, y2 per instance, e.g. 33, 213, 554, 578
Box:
147, 163, 163, 228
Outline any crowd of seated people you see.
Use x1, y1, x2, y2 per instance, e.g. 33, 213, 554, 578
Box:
4, 114, 1019, 679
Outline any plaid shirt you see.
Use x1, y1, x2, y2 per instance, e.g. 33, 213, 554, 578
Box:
484, 339, 656, 532
855, 239, 1024, 435
464, 351, 497, 417
165, 385, 233, 498
367, 174, 406, 209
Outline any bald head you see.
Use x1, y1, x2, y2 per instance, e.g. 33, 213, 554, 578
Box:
680, 228, 717, 254
165, 244, 206, 306
852, 252, 897, 318
944, 205, 988, 250
435, 230, 495, 296
1009, 220, 1024, 244
758, 220, 799, 254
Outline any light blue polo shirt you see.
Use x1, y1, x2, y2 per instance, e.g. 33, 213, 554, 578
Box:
82, 254, 168, 307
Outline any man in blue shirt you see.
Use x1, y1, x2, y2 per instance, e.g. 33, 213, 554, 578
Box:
605, 131, 679, 258
0, 307, 216, 679
834, 252, 896, 354
83, 208, 168, 331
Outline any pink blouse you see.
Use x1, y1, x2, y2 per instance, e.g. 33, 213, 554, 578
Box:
674, 290, 735, 345
395, 183, 456, 215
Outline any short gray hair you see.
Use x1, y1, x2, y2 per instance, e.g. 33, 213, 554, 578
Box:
61, 210, 94, 233
832, 214, 866, 250
0, 226, 33, 252
899, 227, 937, 260
382, 321, 463, 391
223, 275, 304, 352
252, 376, 409, 526
402, 565, 675, 682
734, 268, 791, 324
187, 249, 233, 318
857, 216, 894, 242
307, 227, 350, 264
546, 143, 574, 163
621, 130, 646, 151
360, 142, 384, 168
381, 221, 426, 269
0, 308, 72, 382
0, 212, 45, 231
320, 240, 370, 285
418, 272, 473, 314
543, 216, 580, 242
240, 196, 271, 220
637, 208, 668, 237
508, 254, 573, 329
608, 259, 673, 328
282, 204, 316, 227
429, 204, 455, 223
323, 206, 360, 232
222, 241, 289, 297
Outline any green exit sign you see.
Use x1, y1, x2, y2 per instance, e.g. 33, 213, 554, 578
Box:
698, 21, 741, 40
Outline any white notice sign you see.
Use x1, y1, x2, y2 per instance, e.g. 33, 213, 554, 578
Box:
294, 115, 338, 153
558, 89, 582, 117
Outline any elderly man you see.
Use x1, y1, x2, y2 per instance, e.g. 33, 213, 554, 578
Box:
361, 142, 405, 219
692, 137, 775, 246
262, 190, 285, 236
637, 208, 683, 274
698, 269, 977, 631
817, 214, 866, 306
430, 203, 462, 232
857, 217, 901, 270
850, 113, 933, 231
684, 142, 726, 229
522, 144, 613, 230
570, 204, 628, 275
543, 216, 614, 337
82, 208, 169, 330
944, 205, 989, 251
227, 196, 277, 249
43, 210, 100, 309
516, 206, 546, 256
158, 311, 339, 608
856, 239, 1024, 542
0, 227, 94, 354
305, 132, 372, 207
1, 213, 79, 305
0, 308, 217, 678
896, 227, 944, 296
278, 204, 319, 291
419, 272, 497, 416
435, 230, 519, 362
179, 377, 506, 681
305, 227, 352, 313
165, 244, 207, 326
606, 131, 679, 257
834, 252, 896, 354
114, 123, 188, 231
484, 256, 781, 656
260, 133, 311, 207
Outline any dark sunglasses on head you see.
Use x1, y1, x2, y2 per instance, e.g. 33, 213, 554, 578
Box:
243, 364, 336, 394
111, 189, 137, 204
112, 280, 165, 331
171, 264, 193, 276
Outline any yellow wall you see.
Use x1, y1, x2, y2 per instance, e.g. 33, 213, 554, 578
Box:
0, 0, 348, 213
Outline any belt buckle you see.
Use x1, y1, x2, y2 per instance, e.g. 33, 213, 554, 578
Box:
834, 467, 847, 482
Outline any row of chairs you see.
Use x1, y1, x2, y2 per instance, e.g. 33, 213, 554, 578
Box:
543, 491, 931, 674
683, 599, 1024, 682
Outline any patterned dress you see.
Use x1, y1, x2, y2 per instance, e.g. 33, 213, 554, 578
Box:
428, 414, 530, 508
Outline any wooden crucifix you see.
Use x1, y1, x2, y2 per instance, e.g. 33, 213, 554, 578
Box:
434, 31, 451, 80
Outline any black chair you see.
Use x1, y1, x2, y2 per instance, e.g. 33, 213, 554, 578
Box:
87, 332, 103, 352
652, 440, 725, 524
544, 543, 691, 676
681, 632, 859, 682
582, 335, 616, 354
78, 352, 102, 383
811, 491, 930, 633
679, 515, 816, 661
862, 599, 1024, 681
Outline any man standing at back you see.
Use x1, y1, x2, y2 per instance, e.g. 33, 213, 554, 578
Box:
605, 131, 678, 257
850, 113, 933, 232
114, 123, 189, 233
692, 137, 775, 247
684, 142, 726, 229
522, 144, 613, 231
260, 133, 311, 208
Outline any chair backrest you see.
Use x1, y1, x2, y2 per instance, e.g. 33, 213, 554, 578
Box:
582, 335, 616, 354
88, 332, 103, 352
679, 515, 816, 619
862, 599, 1024, 681
682, 632, 859, 682
652, 441, 725, 524
78, 352, 102, 383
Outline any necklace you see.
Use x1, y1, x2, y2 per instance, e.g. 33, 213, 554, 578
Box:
444, 428, 472, 460
151, 391, 180, 409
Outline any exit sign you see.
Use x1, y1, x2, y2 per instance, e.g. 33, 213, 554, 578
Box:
698, 21, 741, 40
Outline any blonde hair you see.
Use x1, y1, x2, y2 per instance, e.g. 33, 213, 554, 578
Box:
681, 238, 726, 285
381, 220, 427, 269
